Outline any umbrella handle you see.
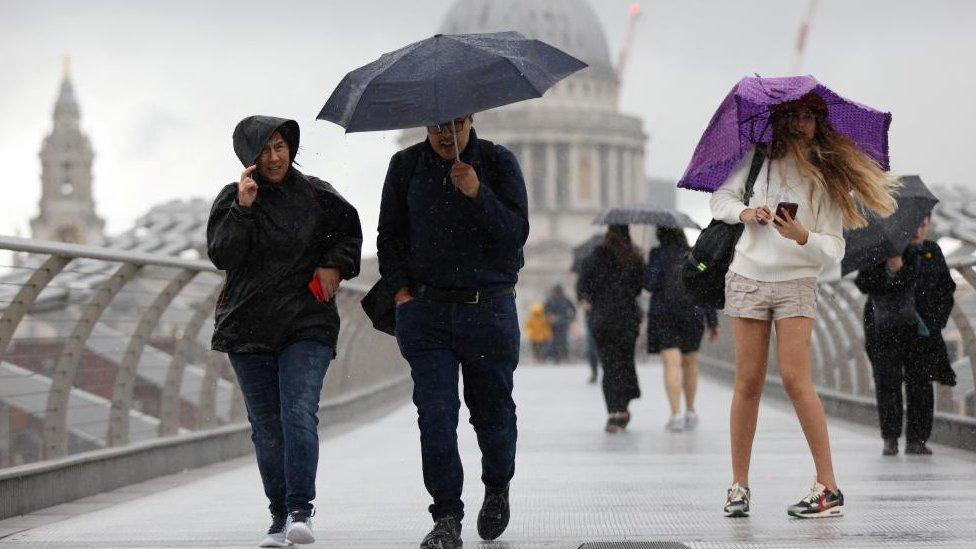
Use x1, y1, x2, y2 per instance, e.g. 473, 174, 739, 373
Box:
452, 120, 461, 162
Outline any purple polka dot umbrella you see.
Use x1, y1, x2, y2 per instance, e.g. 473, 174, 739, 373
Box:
677, 75, 892, 193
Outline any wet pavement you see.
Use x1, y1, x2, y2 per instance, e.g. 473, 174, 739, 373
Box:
1, 362, 974, 548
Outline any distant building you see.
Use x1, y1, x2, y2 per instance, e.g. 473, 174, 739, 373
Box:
399, 0, 673, 304
30, 58, 104, 245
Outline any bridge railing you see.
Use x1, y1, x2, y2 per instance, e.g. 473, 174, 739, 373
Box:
699, 251, 976, 451
0, 235, 408, 517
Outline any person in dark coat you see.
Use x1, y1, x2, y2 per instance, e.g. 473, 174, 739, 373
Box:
207, 115, 362, 546
377, 114, 528, 548
644, 227, 719, 432
577, 224, 645, 433
544, 285, 577, 362
854, 217, 956, 456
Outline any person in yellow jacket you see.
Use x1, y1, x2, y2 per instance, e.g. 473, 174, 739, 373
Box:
524, 303, 553, 362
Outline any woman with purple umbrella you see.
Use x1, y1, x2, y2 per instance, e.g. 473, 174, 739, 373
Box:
689, 78, 899, 519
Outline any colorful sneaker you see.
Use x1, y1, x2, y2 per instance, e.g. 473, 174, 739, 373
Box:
259, 513, 293, 547
724, 483, 750, 517
787, 482, 844, 518
684, 411, 699, 430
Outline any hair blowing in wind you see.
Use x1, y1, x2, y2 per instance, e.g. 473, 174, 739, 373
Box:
770, 94, 899, 229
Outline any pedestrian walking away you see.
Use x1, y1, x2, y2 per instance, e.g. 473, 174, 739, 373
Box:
378, 115, 529, 547
701, 81, 899, 519
644, 227, 718, 432
855, 216, 956, 457
577, 224, 645, 433
207, 116, 363, 547
544, 285, 577, 362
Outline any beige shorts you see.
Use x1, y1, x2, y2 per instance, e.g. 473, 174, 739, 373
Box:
724, 271, 818, 321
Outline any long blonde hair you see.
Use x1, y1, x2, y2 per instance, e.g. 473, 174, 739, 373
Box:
769, 94, 899, 229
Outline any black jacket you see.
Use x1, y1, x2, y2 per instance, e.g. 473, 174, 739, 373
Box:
854, 240, 955, 335
376, 130, 529, 293
207, 116, 362, 353
644, 244, 717, 327
854, 240, 956, 384
576, 245, 645, 331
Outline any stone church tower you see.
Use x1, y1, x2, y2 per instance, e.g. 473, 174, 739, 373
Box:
30, 58, 104, 245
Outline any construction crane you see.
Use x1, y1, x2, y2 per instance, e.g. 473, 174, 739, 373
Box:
615, 3, 643, 81
792, 0, 820, 75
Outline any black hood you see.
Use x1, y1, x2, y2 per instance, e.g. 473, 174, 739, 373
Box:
232, 115, 300, 167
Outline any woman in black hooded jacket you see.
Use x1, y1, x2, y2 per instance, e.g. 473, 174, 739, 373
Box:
577, 224, 645, 432
207, 115, 362, 546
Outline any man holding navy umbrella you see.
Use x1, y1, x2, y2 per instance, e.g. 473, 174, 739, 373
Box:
318, 31, 584, 548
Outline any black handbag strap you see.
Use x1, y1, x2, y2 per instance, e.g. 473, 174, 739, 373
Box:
742, 148, 767, 205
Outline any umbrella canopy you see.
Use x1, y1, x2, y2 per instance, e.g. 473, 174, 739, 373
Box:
594, 204, 700, 229
678, 75, 892, 193
318, 31, 587, 133
571, 234, 604, 273
841, 175, 939, 275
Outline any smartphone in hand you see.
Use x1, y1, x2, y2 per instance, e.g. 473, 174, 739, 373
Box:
776, 202, 799, 219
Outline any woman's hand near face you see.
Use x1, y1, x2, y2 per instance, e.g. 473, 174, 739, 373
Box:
237, 165, 258, 207
772, 208, 809, 245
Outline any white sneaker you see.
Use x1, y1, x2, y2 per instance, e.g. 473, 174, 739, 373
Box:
666, 413, 685, 432
284, 510, 315, 545
259, 514, 293, 547
684, 411, 699, 430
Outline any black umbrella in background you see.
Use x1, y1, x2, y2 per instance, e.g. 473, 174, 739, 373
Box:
571, 234, 604, 273
593, 204, 701, 229
842, 175, 939, 275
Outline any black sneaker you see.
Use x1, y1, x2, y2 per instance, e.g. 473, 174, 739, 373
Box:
477, 485, 510, 540
260, 513, 292, 547
420, 516, 462, 549
723, 482, 750, 517
905, 441, 933, 455
787, 482, 844, 518
284, 509, 315, 545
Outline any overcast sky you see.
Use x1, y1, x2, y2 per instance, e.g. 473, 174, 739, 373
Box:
2, 0, 973, 255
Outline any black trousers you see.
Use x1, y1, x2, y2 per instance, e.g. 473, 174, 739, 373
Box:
869, 336, 934, 443
593, 320, 640, 413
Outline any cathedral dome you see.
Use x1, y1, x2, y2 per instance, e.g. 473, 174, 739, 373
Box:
439, 0, 615, 78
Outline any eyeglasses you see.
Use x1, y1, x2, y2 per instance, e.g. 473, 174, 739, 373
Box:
426, 118, 469, 134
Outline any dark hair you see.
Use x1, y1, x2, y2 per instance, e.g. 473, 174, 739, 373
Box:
604, 225, 642, 264
656, 227, 688, 248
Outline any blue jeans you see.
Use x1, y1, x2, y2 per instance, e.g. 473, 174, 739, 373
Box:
395, 294, 520, 520
228, 339, 334, 515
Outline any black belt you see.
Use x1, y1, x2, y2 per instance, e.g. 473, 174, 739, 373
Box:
411, 283, 515, 304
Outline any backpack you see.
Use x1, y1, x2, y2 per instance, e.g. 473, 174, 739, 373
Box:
681, 149, 766, 309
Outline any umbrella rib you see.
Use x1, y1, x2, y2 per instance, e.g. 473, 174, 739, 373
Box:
342, 40, 426, 131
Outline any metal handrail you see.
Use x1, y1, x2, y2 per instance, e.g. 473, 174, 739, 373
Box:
0, 235, 407, 469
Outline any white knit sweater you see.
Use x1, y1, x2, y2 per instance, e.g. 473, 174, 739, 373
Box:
709, 149, 845, 282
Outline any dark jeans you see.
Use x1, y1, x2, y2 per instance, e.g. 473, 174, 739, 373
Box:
228, 339, 334, 515
585, 314, 599, 377
550, 323, 570, 361
395, 295, 520, 521
872, 349, 934, 443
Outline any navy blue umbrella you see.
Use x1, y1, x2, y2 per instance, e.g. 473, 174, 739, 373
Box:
318, 31, 587, 145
